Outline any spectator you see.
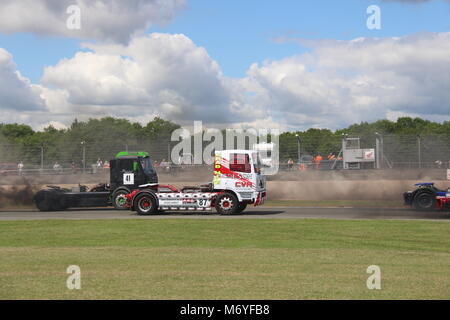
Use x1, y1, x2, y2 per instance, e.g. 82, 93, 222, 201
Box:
314, 154, 323, 170
97, 158, 103, 167
327, 153, 336, 169
287, 158, 294, 171
103, 160, 110, 169
71, 161, 77, 174
435, 160, 443, 169
17, 161, 24, 175
53, 161, 62, 174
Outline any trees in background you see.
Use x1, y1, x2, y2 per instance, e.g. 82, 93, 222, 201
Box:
0, 117, 449, 167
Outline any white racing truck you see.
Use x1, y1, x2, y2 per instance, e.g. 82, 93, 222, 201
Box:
125, 150, 266, 215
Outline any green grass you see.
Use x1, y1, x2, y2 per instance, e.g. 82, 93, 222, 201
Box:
0, 219, 449, 299
264, 200, 404, 208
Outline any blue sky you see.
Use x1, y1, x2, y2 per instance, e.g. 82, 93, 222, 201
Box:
1, 0, 449, 82
0, 0, 450, 130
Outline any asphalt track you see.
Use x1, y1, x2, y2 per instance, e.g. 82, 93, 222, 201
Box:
0, 206, 449, 221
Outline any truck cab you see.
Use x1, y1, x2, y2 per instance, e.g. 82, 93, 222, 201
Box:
109, 151, 158, 208
213, 150, 266, 205
110, 151, 158, 190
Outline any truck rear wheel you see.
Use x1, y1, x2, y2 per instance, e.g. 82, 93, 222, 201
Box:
35, 191, 53, 211
413, 191, 436, 211
34, 190, 65, 211
216, 193, 239, 215
50, 197, 65, 211
134, 193, 158, 215
112, 189, 130, 210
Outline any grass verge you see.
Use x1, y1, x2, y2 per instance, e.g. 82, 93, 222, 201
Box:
0, 219, 449, 299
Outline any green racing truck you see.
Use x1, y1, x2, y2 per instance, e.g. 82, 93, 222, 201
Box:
33, 151, 158, 211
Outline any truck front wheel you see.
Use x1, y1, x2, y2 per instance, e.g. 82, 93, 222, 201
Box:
112, 189, 130, 210
216, 193, 239, 215
235, 202, 247, 214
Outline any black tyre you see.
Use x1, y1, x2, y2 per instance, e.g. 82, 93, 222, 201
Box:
215, 193, 239, 215
34, 191, 66, 211
34, 191, 53, 211
112, 189, 130, 210
50, 196, 64, 211
413, 191, 436, 211
235, 202, 248, 214
134, 193, 158, 215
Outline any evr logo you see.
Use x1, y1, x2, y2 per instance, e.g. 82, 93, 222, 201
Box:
235, 181, 252, 188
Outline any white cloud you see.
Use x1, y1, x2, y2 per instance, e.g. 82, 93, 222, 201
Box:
40, 33, 238, 126
0, 48, 46, 112
0, 0, 185, 43
243, 32, 450, 129
3, 31, 450, 131
36, 121, 68, 131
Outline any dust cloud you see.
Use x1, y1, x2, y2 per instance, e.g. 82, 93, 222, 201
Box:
0, 178, 36, 209
1, 167, 448, 210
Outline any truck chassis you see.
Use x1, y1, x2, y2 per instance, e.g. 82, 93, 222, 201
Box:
126, 184, 266, 215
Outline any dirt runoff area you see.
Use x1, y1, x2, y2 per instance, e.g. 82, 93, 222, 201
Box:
268, 180, 449, 201
2, 177, 449, 210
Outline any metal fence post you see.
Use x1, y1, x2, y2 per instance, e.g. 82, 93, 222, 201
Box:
167, 142, 171, 162
375, 135, 380, 169
81, 141, 86, 174
40, 145, 44, 171
295, 134, 300, 164
417, 135, 422, 169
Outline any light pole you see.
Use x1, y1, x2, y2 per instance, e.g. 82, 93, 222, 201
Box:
40, 145, 44, 172
417, 135, 421, 169
168, 142, 171, 162
81, 141, 86, 174
342, 133, 348, 170
375, 132, 383, 169
295, 134, 301, 164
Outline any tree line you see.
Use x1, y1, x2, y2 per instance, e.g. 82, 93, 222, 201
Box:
0, 117, 449, 167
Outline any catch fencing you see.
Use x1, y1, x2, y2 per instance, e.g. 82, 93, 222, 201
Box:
0, 134, 449, 175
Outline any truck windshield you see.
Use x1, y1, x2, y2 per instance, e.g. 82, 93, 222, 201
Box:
252, 153, 262, 174
140, 157, 155, 174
